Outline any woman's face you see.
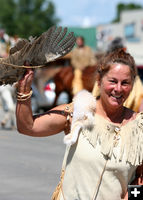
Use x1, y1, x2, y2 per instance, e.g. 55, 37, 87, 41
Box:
98, 63, 133, 109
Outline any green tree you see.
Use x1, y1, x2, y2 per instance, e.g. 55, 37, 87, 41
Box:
0, 0, 60, 38
112, 3, 143, 23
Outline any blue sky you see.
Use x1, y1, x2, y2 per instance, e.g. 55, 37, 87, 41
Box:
52, 0, 143, 27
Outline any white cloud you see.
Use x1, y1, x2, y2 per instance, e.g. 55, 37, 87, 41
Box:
82, 17, 92, 27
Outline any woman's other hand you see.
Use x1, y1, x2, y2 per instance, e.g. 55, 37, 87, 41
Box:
124, 192, 128, 200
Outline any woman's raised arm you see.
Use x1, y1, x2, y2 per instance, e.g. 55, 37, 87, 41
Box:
16, 69, 69, 137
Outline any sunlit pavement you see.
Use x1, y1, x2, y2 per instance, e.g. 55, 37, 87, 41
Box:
0, 126, 65, 200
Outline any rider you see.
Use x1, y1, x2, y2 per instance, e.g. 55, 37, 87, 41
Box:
71, 36, 96, 95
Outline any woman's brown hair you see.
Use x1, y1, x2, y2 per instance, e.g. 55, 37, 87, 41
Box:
96, 48, 137, 81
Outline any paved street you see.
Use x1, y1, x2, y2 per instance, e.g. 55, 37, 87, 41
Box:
0, 127, 66, 200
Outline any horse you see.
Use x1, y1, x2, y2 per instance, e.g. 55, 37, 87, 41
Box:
53, 65, 97, 106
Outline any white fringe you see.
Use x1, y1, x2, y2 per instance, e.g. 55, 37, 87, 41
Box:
64, 90, 143, 166
82, 112, 143, 166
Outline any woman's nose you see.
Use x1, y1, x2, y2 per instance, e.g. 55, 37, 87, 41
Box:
114, 83, 123, 92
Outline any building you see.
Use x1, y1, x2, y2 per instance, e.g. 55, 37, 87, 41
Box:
96, 9, 143, 66
67, 27, 96, 50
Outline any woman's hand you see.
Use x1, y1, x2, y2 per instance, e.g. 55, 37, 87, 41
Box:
17, 69, 34, 94
124, 192, 128, 200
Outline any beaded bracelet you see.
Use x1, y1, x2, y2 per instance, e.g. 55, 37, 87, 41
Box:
17, 90, 33, 101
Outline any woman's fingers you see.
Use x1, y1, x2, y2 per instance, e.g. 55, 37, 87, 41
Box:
18, 69, 34, 93
17, 59, 35, 93
24, 69, 34, 82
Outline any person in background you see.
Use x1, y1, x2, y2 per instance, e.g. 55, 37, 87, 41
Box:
71, 36, 96, 95
92, 37, 143, 112
16, 48, 143, 200
0, 84, 16, 129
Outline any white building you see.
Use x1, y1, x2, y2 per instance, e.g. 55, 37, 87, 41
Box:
96, 9, 143, 66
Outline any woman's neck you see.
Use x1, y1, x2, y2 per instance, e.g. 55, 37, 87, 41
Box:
96, 99, 126, 124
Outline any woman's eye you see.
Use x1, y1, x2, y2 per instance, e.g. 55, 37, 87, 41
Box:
122, 81, 129, 85
109, 80, 116, 83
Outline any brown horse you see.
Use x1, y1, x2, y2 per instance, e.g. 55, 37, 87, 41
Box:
53, 65, 97, 106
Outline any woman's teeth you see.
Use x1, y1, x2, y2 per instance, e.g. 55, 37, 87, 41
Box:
111, 94, 122, 99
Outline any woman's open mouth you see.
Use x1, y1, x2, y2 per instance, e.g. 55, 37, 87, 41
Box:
111, 94, 123, 100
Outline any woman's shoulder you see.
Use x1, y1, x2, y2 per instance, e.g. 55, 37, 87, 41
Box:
122, 108, 143, 133
123, 107, 143, 124
124, 107, 137, 122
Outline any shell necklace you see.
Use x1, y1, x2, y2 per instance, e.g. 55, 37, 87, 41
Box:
112, 107, 126, 147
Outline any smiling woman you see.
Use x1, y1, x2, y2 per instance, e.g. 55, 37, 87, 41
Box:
95, 49, 137, 124
16, 48, 143, 200
97, 63, 133, 118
